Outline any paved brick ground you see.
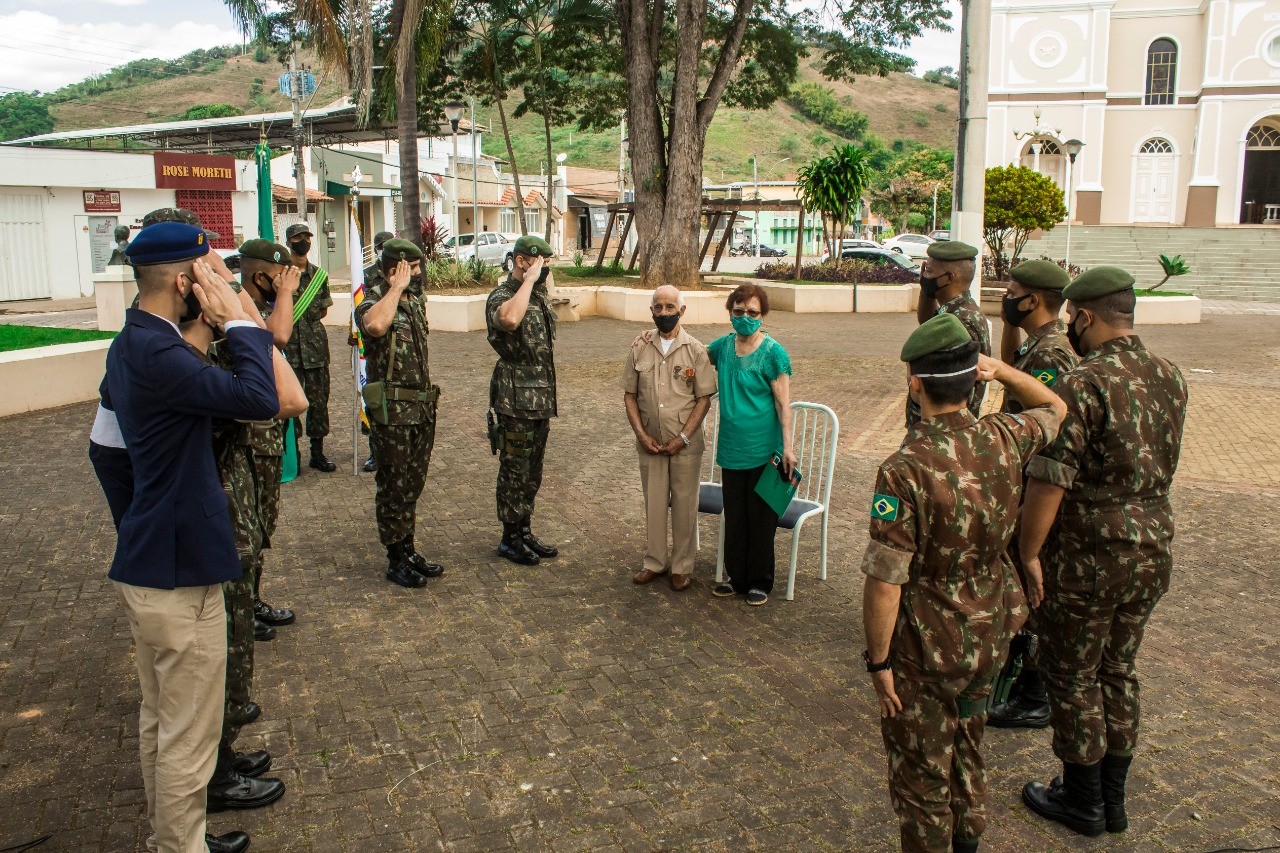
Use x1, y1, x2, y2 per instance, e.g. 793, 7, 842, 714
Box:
0, 311, 1277, 852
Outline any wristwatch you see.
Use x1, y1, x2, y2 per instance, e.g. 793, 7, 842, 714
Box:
863, 650, 891, 673
678, 432, 691, 446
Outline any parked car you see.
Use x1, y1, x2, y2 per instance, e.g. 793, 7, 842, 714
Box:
841, 247, 920, 270
881, 233, 935, 260
840, 239, 881, 252
928, 229, 950, 241
441, 232, 516, 269
751, 243, 787, 257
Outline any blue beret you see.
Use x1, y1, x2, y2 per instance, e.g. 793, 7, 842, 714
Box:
125, 222, 211, 266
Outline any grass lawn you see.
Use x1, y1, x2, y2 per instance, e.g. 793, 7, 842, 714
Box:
0, 325, 116, 353
1135, 288, 1194, 297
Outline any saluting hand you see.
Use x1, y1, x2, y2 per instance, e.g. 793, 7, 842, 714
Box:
388, 260, 411, 292
871, 670, 902, 719
274, 265, 301, 297
192, 260, 248, 328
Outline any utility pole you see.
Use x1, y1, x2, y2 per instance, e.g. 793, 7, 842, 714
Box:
470, 98, 479, 252
953, 0, 991, 297
289, 43, 308, 229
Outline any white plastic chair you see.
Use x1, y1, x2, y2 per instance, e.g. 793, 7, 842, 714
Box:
714, 401, 840, 601
694, 396, 721, 552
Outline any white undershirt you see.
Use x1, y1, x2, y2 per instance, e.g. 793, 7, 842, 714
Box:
657, 336, 675, 356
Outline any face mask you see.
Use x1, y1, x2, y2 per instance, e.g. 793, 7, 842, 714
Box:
179, 278, 202, 323
653, 312, 679, 334
406, 273, 424, 295
290, 240, 311, 256
1002, 293, 1035, 327
254, 272, 277, 302
731, 314, 762, 336
534, 266, 550, 288
1067, 313, 1088, 357
920, 271, 944, 298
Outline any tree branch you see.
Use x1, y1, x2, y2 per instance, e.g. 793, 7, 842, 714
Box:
695, 0, 754, 133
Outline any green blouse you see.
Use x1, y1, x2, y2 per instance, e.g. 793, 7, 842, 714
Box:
707, 333, 792, 470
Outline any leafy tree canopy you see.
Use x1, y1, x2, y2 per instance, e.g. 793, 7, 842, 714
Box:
0, 92, 53, 142
984, 165, 1067, 279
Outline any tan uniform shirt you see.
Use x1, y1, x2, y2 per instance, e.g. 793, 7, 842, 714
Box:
621, 327, 717, 452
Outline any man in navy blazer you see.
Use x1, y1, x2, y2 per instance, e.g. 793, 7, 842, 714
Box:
105, 222, 278, 853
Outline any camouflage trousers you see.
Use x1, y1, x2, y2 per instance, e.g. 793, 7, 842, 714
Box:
370, 419, 436, 546
495, 416, 549, 525
220, 557, 255, 748
1038, 558, 1171, 765
880, 673, 994, 853
297, 365, 331, 440
250, 452, 283, 598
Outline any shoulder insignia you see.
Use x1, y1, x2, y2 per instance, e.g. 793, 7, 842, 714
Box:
1033, 368, 1058, 386
870, 494, 900, 522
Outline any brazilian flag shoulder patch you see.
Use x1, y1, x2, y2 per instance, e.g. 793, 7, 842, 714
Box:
1033, 368, 1059, 387
870, 494, 901, 522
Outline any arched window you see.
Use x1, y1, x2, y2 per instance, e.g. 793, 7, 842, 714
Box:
1145, 38, 1177, 105
1246, 122, 1280, 149
1140, 138, 1174, 154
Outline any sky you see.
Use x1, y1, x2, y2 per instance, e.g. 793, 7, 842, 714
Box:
0, 0, 963, 95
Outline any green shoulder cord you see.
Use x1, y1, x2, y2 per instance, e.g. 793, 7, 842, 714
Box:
291, 267, 328, 324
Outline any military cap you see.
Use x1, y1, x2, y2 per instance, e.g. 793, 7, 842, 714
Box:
142, 207, 220, 241
1063, 265, 1136, 302
373, 231, 394, 250
285, 222, 314, 240
901, 313, 973, 363
513, 235, 553, 258
381, 238, 424, 262
1010, 259, 1070, 292
926, 240, 979, 262
125, 222, 211, 266
238, 238, 291, 266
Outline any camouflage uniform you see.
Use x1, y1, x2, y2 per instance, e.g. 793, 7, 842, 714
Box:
906, 293, 991, 427
209, 341, 262, 749
486, 275, 557, 524
1026, 336, 1187, 765
246, 301, 286, 598
1003, 320, 1078, 415
861, 404, 1060, 852
283, 262, 333, 440
355, 271, 440, 546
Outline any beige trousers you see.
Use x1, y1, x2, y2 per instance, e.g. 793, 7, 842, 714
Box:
114, 582, 227, 853
638, 447, 703, 576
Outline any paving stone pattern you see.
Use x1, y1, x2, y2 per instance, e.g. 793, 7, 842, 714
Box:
0, 312, 1277, 852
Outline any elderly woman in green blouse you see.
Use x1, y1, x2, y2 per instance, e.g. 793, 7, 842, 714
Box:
707, 283, 796, 606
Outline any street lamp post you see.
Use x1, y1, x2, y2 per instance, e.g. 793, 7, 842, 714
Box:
469, 98, 479, 254
751, 152, 789, 258
443, 101, 465, 246
1063, 138, 1084, 268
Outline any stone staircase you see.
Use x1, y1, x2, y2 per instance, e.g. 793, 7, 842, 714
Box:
1018, 226, 1280, 302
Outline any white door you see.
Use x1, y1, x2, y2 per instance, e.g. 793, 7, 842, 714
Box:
0, 190, 51, 301
1133, 151, 1176, 222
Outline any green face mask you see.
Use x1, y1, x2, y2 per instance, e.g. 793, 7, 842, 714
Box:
731, 314, 762, 335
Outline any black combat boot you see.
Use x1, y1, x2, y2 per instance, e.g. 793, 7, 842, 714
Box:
519, 515, 558, 558
988, 667, 1050, 729
254, 599, 295, 626
363, 454, 377, 473
1022, 761, 1106, 836
207, 744, 286, 813
309, 439, 337, 472
498, 523, 540, 566
401, 534, 444, 578
233, 701, 261, 727
205, 831, 250, 853
252, 619, 275, 641
231, 749, 272, 778
952, 839, 980, 853
386, 542, 428, 588
1100, 753, 1133, 833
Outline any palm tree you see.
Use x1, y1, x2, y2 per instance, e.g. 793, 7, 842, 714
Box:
797, 146, 871, 260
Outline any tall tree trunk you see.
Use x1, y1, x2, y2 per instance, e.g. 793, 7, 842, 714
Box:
532, 36, 554, 242
490, 62, 527, 235
392, 0, 423, 248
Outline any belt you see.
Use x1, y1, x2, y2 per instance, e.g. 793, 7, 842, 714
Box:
386, 386, 439, 403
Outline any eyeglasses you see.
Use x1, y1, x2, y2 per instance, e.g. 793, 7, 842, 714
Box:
730, 308, 762, 319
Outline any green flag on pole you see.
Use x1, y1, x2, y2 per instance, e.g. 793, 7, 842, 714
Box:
254, 141, 275, 241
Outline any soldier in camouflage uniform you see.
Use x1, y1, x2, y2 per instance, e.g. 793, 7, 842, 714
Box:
988, 260, 1080, 730
238, 239, 303, 633
1019, 266, 1188, 837
355, 238, 445, 589
486, 235, 560, 566
360, 231, 395, 474
281, 223, 336, 472
860, 313, 1066, 853
908, 241, 991, 428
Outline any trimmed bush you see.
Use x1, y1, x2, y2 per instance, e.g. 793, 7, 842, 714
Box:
754, 259, 917, 284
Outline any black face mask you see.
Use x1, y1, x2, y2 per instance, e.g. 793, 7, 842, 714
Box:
653, 312, 680, 334
290, 240, 311, 256
1067, 313, 1088, 357
1002, 293, 1035, 327
534, 266, 550, 288
254, 271, 277, 302
920, 271, 945, 299
406, 273, 424, 295
179, 279, 202, 323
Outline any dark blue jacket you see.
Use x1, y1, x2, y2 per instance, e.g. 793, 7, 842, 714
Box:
104, 309, 278, 589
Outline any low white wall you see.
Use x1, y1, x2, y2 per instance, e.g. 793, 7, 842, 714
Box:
427, 295, 488, 332
856, 284, 918, 313
0, 340, 110, 418
1135, 295, 1201, 325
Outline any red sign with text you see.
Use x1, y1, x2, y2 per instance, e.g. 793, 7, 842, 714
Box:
153, 153, 236, 191
83, 190, 121, 212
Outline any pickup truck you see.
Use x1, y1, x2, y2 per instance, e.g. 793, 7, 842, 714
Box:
441, 232, 517, 270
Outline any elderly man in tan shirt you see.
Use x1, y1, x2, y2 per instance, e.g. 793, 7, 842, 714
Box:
622, 286, 717, 590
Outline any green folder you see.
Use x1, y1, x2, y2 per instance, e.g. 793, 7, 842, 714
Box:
754, 452, 802, 517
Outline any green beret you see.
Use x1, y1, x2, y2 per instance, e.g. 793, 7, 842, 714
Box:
901, 313, 972, 362
513, 235, 553, 258
1010, 259, 1070, 292
926, 240, 978, 262
381, 238, 424, 262
238, 238, 291, 265
1063, 265, 1136, 302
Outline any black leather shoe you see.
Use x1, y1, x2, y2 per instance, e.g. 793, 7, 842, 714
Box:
234, 702, 261, 727
1023, 763, 1106, 837
363, 455, 377, 473
400, 537, 444, 578
519, 516, 558, 557
309, 440, 336, 473
498, 524, 539, 566
231, 749, 272, 778
386, 543, 428, 588
206, 830, 250, 853
253, 600, 295, 626
207, 769, 286, 813
952, 839, 980, 853
253, 619, 275, 641
987, 693, 1051, 729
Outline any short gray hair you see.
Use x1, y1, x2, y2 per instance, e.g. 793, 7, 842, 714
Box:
651, 285, 684, 308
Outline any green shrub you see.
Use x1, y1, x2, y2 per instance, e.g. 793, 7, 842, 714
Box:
786, 82, 869, 141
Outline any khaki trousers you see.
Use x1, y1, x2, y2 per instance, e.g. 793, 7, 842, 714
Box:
637, 447, 703, 576
114, 582, 227, 853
